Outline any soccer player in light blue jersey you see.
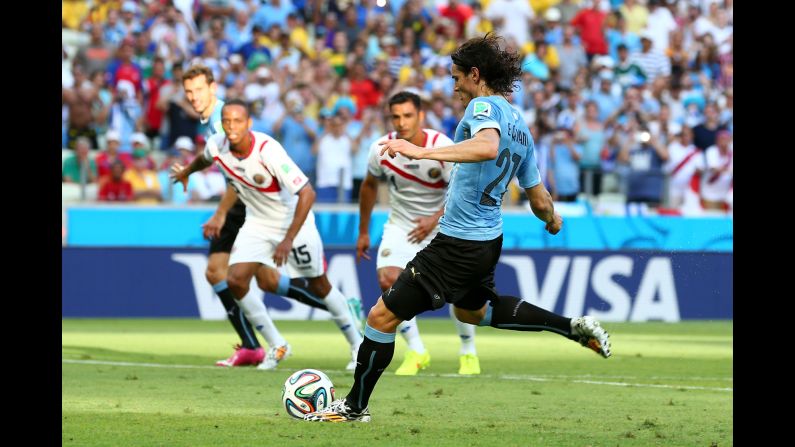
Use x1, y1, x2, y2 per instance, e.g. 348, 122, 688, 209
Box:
179, 65, 364, 370
305, 34, 611, 423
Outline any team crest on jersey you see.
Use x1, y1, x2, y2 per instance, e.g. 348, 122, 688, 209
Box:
473, 101, 491, 117
381, 249, 391, 257
428, 167, 441, 179
281, 163, 291, 174
253, 174, 265, 184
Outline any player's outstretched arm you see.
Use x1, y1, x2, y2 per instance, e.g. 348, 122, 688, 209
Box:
524, 183, 562, 235
170, 155, 213, 192
379, 129, 500, 163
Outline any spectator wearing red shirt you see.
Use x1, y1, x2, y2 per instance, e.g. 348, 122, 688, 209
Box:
95, 130, 133, 179
99, 160, 134, 202
107, 37, 143, 95
348, 63, 380, 120
438, 0, 473, 38
143, 57, 169, 140
571, 0, 608, 61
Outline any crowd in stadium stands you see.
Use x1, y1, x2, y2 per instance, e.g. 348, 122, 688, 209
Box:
62, 0, 732, 214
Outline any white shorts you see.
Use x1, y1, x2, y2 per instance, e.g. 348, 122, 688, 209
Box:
376, 222, 437, 270
229, 219, 325, 278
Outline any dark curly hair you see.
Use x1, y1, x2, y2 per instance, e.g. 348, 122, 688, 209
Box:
450, 33, 523, 95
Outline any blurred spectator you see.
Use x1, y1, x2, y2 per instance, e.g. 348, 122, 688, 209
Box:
663, 125, 703, 209
74, 25, 115, 76
701, 130, 732, 210
149, 3, 194, 61
195, 16, 235, 60
119, 1, 143, 36
63, 137, 98, 184
272, 97, 319, 183
619, 0, 648, 34
577, 101, 607, 196
63, 75, 99, 150
314, 112, 353, 203
587, 71, 620, 123
103, 9, 127, 47
221, 53, 248, 88
225, 7, 254, 50
143, 58, 169, 140
123, 149, 162, 204
644, 0, 677, 53
438, 0, 473, 39
96, 130, 133, 179
692, 103, 726, 151
464, 1, 492, 39
131, 132, 157, 170
571, 0, 608, 61
351, 107, 385, 201
107, 37, 143, 94
133, 31, 156, 80
605, 11, 641, 62
618, 124, 669, 207
485, 0, 534, 47
549, 128, 583, 202
237, 25, 272, 66
556, 26, 588, 90
98, 160, 134, 202
614, 43, 645, 88
62, 0, 89, 30
108, 80, 143, 153
252, 0, 295, 32
557, 0, 580, 24
632, 32, 671, 83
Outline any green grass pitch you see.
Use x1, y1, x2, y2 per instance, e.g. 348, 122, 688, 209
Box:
63, 319, 732, 446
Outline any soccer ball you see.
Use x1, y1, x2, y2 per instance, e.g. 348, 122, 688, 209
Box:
281, 369, 335, 419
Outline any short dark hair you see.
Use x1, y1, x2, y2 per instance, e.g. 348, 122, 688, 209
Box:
388, 91, 422, 111
182, 64, 215, 84
450, 33, 522, 95
221, 98, 250, 118
617, 43, 628, 52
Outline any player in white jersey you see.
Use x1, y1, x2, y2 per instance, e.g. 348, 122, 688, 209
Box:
182, 65, 362, 370
171, 99, 363, 370
357, 92, 481, 376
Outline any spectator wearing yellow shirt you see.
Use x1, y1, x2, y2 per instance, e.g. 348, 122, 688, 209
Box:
123, 149, 162, 204
465, 2, 494, 39
619, 0, 649, 34
62, 0, 90, 30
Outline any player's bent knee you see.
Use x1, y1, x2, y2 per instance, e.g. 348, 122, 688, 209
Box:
205, 266, 226, 285
366, 298, 401, 332
307, 276, 331, 298
226, 271, 250, 298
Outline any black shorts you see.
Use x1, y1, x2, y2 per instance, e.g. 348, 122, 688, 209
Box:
208, 200, 247, 254
382, 232, 503, 321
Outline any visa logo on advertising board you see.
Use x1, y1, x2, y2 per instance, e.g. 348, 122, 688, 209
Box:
172, 253, 683, 322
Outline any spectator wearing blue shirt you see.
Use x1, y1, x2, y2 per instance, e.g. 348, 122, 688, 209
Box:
549, 128, 583, 202
272, 101, 319, 184
588, 72, 621, 123
236, 25, 272, 65
252, 0, 295, 33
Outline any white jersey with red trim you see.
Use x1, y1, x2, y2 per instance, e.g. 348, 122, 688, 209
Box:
203, 131, 313, 232
367, 129, 454, 231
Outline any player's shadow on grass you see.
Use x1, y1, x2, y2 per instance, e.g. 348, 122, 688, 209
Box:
62, 345, 218, 365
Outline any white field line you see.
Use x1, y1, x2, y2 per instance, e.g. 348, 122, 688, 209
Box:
62, 358, 732, 392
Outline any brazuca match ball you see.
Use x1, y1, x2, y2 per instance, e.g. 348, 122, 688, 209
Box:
281, 369, 335, 419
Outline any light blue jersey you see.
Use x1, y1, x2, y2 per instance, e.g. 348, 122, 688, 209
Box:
439, 96, 541, 241
199, 98, 225, 138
